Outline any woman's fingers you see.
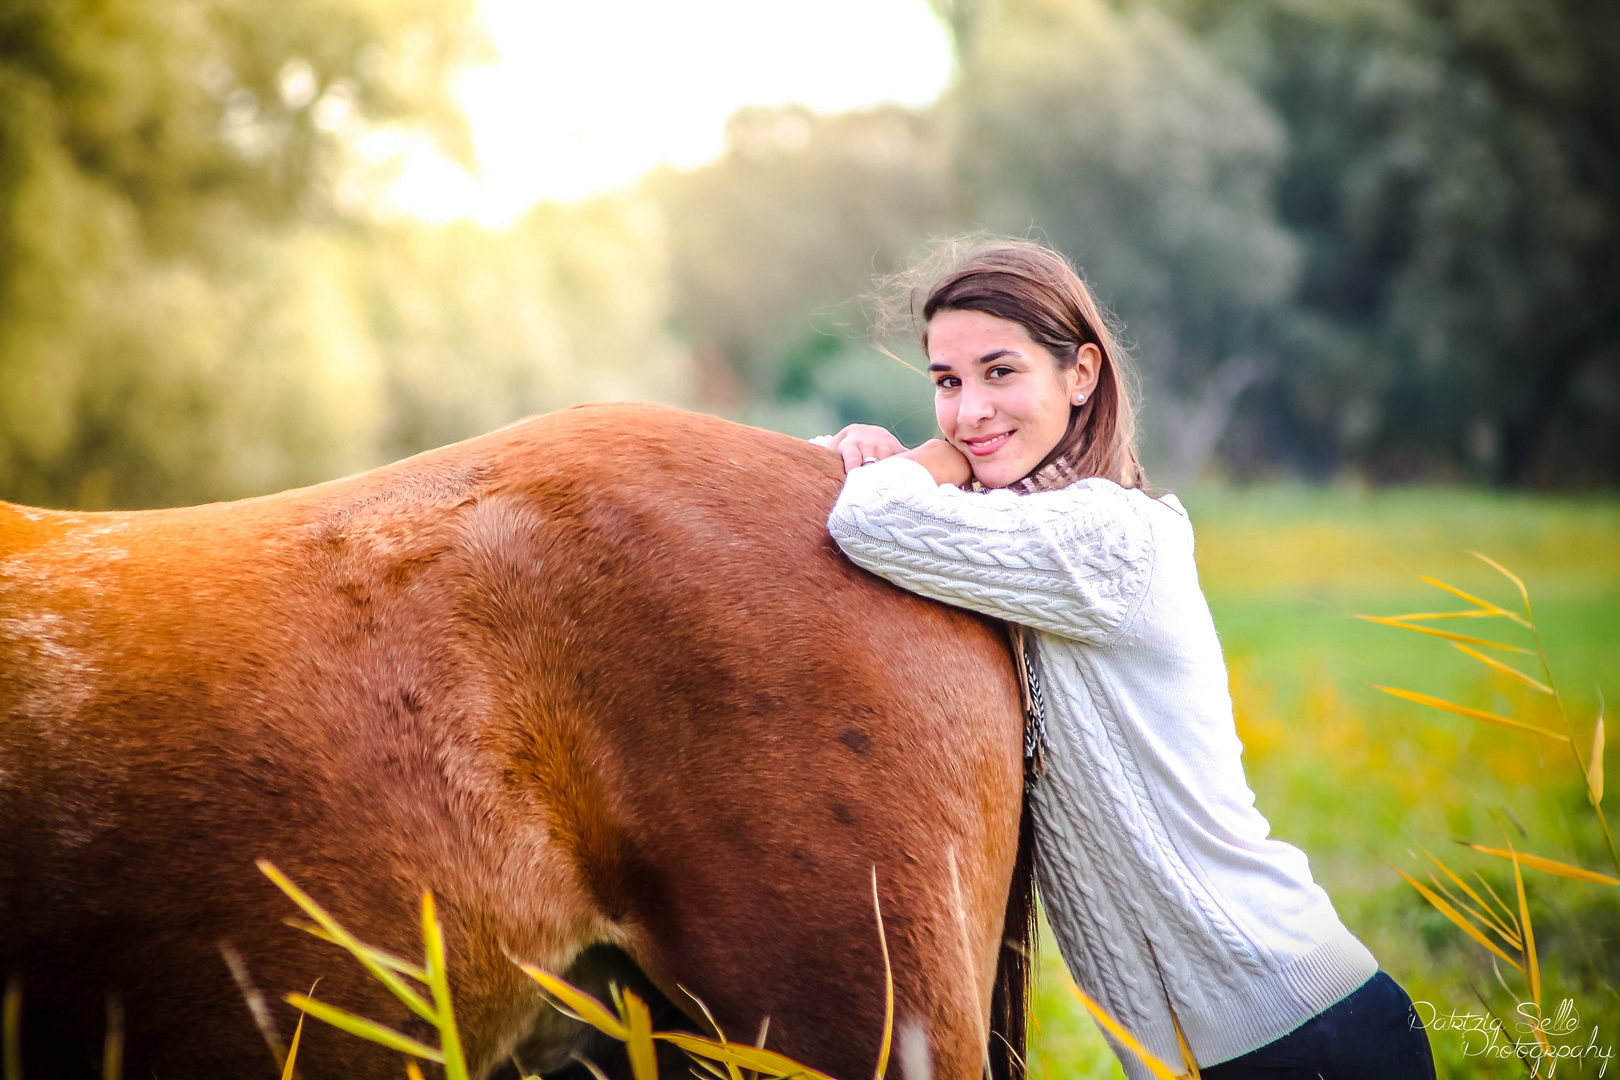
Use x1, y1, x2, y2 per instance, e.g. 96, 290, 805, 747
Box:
840, 442, 871, 473
814, 424, 906, 474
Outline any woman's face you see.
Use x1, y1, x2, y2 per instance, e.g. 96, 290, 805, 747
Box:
927, 309, 1097, 488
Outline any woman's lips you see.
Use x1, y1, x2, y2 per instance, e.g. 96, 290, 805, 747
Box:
963, 431, 1012, 456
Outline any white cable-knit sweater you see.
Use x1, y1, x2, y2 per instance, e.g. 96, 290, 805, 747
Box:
827, 457, 1377, 1075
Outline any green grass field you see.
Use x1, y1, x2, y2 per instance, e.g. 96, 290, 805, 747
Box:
1026, 485, 1620, 1079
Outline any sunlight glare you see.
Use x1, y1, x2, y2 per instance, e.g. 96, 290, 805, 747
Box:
379, 0, 955, 226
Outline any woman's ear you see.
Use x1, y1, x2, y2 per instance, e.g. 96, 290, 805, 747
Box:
1070, 343, 1102, 405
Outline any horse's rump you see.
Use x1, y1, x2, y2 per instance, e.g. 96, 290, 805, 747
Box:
0, 403, 1030, 1079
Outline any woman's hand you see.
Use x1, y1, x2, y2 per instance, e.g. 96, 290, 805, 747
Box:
809, 424, 907, 474
900, 439, 973, 488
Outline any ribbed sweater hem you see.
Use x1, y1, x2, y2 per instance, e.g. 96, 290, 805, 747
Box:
1114, 927, 1380, 1080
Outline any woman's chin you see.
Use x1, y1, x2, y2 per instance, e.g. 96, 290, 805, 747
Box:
970, 462, 1026, 489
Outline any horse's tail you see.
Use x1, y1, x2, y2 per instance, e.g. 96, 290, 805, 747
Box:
988, 791, 1037, 1080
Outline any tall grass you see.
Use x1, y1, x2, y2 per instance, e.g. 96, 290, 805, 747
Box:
257, 859, 1189, 1080
259, 861, 903, 1080
1357, 554, 1618, 1070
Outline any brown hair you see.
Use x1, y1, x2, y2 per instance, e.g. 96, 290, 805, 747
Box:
881, 237, 1146, 491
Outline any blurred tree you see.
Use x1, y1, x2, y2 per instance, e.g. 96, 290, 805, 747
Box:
0, 0, 480, 507
356, 196, 694, 462
1159, 0, 1620, 483
942, 0, 1300, 484
650, 104, 951, 438
653, 15, 1300, 475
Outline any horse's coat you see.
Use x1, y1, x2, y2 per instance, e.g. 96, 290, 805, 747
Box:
0, 403, 1030, 1079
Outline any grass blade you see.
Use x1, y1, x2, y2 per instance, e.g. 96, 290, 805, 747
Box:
871, 869, 894, 1080
1471, 871, 1522, 940
570, 1053, 614, 1080
1459, 844, 1620, 885
1376, 610, 1503, 621
279, 1013, 304, 1080
1426, 873, 1519, 950
1504, 838, 1552, 1058
1386, 864, 1522, 970
945, 847, 990, 1080
1421, 849, 1520, 948
4, 980, 19, 1080
1063, 980, 1183, 1080
516, 965, 629, 1041
1591, 695, 1606, 807
1471, 871, 1521, 939
1421, 577, 1525, 624
284, 919, 430, 983
1450, 645, 1552, 694
1172, 1011, 1200, 1079
1506, 842, 1540, 1008
622, 991, 658, 1080
687, 1055, 732, 1080
1468, 552, 1530, 618
420, 893, 468, 1080
102, 995, 123, 1080
657, 1032, 839, 1080
286, 994, 445, 1061
407, 1064, 427, 1080
1354, 616, 1530, 653
258, 861, 436, 1025
1371, 686, 1566, 739
677, 988, 744, 1080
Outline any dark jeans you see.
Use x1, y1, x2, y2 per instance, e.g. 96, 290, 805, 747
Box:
1201, 971, 1436, 1080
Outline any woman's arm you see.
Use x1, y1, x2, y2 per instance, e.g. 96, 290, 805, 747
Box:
811, 426, 972, 486
827, 456, 1155, 645
898, 439, 973, 487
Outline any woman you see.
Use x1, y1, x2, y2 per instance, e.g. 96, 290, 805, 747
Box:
812, 239, 1433, 1079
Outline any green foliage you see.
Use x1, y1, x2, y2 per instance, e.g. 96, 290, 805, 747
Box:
4, 0, 1617, 507
0, 0, 483, 508
652, 105, 951, 406
658, 0, 1620, 487
1157, 0, 1620, 483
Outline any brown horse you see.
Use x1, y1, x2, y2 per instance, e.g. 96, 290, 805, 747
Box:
0, 403, 1032, 1080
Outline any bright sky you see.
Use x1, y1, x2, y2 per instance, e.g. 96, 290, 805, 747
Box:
379, 0, 956, 225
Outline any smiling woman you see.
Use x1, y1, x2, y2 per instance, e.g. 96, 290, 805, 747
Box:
811, 238, 1437, 1080
814, 240, 1143, 494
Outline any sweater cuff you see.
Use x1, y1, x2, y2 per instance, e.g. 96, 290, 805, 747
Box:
841, 455, 947, 493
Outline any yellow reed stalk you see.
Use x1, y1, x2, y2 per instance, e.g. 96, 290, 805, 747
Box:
1421, 847, 1520, 948
419, 892, 468, 1080
1421, 575, 1526, 625
1064, 980, 1186, 1080
1449, 644, 1552, 694
871, 868, 894, 1080
1386, 863, 1522, 970
258, 860, 436, 1024
285, 994, 444, 1060
1591, 695, 1606, 807
1460, 844, 1620, 885
1354, 615, 1530, 653
279, 1014, 304, 1080
622, 990, 658, 1080
1370, 686, 1565, 739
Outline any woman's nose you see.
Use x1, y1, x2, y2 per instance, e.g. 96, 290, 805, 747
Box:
958, 382, 995, 424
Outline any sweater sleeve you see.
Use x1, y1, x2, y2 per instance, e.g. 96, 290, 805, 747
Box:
826, 457, 1155, 644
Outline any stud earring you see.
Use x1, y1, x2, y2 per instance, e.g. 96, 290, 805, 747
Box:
1074, 392, 1086, 405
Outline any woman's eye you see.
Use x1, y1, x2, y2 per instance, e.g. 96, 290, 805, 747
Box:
936, 376, 960, 390
988, 365, 1015, 379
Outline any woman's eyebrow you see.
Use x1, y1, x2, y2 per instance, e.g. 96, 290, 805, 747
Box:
928, 348, 1020, 373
